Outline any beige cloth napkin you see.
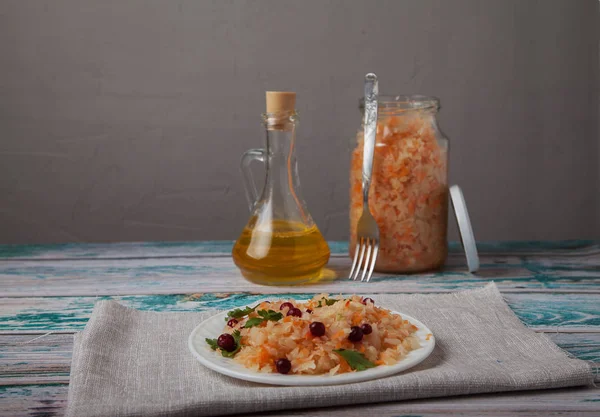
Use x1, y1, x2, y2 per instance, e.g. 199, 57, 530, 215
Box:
65, 283, 593, 417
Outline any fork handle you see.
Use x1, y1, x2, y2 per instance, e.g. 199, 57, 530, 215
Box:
362, 73, 379, 208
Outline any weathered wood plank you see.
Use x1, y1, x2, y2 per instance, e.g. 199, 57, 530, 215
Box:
1, 376, 69, 386
1, 240, 598, 260
0, 384, 68, 417
548, 332, 600, 362
1, 384, 599, 417
506, 293, 600, 329
1, 292, 599, 332
0, 241, 598, 415
0, 334, 73, 381
2, 253, 599, 297
0, 240, 241, 260
1, 332, 597, 386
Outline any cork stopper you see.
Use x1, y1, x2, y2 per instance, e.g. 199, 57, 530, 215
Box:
266, 91, 296, 113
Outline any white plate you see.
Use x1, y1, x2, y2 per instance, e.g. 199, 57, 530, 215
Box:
188, 301, 435, 386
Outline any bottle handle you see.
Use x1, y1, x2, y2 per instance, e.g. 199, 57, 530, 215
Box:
240, 148, 266, 211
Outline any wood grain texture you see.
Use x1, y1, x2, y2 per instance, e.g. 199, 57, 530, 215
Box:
1, 333, 598, 386
1, 334, 73, 383
1, 292, 599, 332
0, 385, 68, 417
1, 243, 599, 297
0, 240, 598, 416
1, 384, 599, 417
1, 241, 597, 260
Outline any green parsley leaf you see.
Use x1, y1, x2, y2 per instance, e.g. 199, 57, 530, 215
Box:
257, 309, 283, 321
244, 317, 265, 328
220, 330, 242, 358
317, 298, 339, 308
244, 310, 283, 328
333, 349, 377, 371
205, 338, 219, 350
226, 305, 257, 320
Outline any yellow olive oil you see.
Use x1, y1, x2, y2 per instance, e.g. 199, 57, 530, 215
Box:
232, 219, 330, 285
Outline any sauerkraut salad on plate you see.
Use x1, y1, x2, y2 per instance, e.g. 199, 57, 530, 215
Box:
205, 295, 420, 375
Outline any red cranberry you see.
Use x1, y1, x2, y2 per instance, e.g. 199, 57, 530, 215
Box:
287, 307, 302, 317
217, 333, 236, 352
309, 321, 326, 336
275, 358, 292, 374
280, 302, 294, 310
348, 326, 363, 342
361, 297, 375, 305
306, 309, 313, 314
360, 323, 373, 335
227, 318, 238, 327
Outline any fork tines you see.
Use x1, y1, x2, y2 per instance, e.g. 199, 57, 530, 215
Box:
349, 237, 379, 282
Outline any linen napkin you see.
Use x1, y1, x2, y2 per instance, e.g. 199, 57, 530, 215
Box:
65, 283, 593, 417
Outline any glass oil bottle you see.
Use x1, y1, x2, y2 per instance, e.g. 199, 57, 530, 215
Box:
232, 91, 330, 285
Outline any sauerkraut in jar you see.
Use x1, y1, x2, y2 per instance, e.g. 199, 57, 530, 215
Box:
350, 95, 448, 273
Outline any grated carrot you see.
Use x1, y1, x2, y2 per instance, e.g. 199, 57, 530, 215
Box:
338, 357, 351, 373
258, 347, 270, 366
332, 330, 345, 339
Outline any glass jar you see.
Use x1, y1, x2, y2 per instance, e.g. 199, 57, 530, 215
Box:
350, 95, 449, 273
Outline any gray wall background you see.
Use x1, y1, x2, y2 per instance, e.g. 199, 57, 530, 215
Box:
1, 0, 598, 244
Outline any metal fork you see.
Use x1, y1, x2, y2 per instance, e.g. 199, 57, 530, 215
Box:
349, 73, 380, 282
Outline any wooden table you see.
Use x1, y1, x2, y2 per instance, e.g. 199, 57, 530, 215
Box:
1, 241, 599, 416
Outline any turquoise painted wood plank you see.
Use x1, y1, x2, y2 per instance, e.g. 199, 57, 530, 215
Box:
0, 240, 597, 260
2, 253, 599, 297
1, 292, 599, 332
1, 333, 597, 385
1, 384, 600, 417
507, 293, 600, 330
549, 333, 600, 363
